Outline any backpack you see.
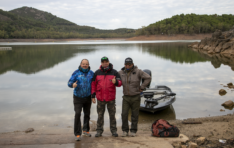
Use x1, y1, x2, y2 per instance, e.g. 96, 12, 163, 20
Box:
151, 119, 180, 137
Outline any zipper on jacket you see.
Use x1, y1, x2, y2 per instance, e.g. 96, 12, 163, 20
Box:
127, 72, 130, 95
104, 72, 107, 101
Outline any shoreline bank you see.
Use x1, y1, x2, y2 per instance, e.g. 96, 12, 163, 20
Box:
0, 34, 212, 42
0, 113, 233, 147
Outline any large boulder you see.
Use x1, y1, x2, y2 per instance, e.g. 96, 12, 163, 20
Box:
212, 30, 222, 39
192, 44, 198, 49
222, 42, 232, 50
203, 45, 209, 50
199, 38, 208, 49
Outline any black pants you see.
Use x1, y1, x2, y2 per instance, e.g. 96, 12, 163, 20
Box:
96, 100, 117, 134
73, 95, 92, 136
121, 95, 141, 133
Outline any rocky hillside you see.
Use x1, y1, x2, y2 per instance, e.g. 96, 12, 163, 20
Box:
10, 7, 76, 26
0, 6, 135, 39
189, 27, 234, 55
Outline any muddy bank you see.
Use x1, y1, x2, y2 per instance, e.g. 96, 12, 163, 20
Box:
140, 113, 234, 148
0, 34, 211, 42
188, 28, 234, 56
0, 114, 234, 147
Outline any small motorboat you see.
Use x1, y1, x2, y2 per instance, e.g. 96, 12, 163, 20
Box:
140, 70, 176, 113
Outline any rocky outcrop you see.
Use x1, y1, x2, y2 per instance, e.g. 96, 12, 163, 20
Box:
189, 28, 234, 56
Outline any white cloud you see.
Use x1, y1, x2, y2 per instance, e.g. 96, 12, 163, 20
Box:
1, 0, 234, 29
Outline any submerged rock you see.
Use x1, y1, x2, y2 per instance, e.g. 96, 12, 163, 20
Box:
227, 82, 233, 86
25, 128, 34, 133
222, 100, 234, 108
219, 89, 227, 96
227, 82, 234, 89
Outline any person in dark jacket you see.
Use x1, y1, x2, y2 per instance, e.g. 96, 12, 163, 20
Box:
118, 57, 151, 137
91, 56, 122, 137
68, 59, 94, 141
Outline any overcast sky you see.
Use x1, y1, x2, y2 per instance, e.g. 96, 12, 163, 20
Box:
1, 0, 234, 29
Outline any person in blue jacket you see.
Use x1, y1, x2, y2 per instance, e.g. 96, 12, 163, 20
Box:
68, 59, 94, 141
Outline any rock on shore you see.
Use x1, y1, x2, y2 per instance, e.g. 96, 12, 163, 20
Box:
188, 27, 234, 55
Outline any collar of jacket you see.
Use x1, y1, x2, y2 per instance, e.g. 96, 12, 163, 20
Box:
79, 66, 90, 73
121, 65, 137, 72
100, 63, 113, 72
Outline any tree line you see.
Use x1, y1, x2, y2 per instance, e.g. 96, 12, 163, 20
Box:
136, 13, 234, 36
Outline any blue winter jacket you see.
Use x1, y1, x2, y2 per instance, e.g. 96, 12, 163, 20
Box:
68, 66, 94, 98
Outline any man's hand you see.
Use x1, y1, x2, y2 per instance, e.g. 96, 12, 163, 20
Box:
139, 89, 143, 92
73, 81, 78, 88
92, 98, 96, 104
112, 76, 116, 84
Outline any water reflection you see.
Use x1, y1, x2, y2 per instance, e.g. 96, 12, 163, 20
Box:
0, 45, 96, 75
192, 48, 234, 71
141, 43, 208, 64
0, 42, 234, 134
129, 105, 176, 124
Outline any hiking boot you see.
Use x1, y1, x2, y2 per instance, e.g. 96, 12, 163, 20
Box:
75, 135, 81, 141
95, 132, 102, 137
122, 131, 128, 137
112, 132, 118, 137
83, 131, 91, 137
130, 132, 136, 137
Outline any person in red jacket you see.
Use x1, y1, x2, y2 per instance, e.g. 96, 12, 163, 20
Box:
91, 56, 122, 137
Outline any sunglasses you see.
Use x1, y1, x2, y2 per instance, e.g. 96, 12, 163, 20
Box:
102, 57, 108, 60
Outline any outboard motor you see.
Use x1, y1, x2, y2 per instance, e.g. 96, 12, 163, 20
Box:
142, 69, 151, 88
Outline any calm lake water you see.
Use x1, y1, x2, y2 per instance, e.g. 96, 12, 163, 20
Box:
0, 40, 234, 133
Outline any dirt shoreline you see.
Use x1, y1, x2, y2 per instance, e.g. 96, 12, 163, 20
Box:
0, 114, 233, 147
0, 34, 212, 42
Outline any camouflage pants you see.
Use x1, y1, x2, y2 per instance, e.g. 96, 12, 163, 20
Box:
96, 100, 117, 134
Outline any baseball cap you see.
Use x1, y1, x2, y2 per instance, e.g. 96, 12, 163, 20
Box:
125, 57, 133, 65
101, 56, 109, 62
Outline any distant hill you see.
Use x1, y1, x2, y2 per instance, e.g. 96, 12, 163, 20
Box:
136, 13, 234, 36
0, 6, 135, 39
10, 7, 76, 26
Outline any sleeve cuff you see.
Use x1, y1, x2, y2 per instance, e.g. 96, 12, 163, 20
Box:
91, 94, 96, 98
115, 80, 119, 86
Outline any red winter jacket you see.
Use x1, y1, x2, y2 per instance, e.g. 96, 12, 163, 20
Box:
91, 63, 122, 102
